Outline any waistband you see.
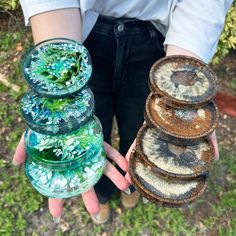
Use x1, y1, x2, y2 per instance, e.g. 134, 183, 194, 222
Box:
98, 14, 146, 24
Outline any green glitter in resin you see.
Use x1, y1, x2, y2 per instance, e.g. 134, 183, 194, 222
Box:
23, 39, 92, 95
20, 88, 94, 135
25, 117, 103, 162
25, 147, 106, 198
32, 47, 83, 87
41, 97, 76, 112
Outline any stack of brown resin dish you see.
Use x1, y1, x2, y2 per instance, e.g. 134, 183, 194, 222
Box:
129, 55, 219, 207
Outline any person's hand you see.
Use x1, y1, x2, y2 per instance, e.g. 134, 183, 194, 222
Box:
13, 133, 130, 222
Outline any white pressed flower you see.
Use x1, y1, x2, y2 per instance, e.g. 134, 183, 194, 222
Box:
64, 137, 74, 146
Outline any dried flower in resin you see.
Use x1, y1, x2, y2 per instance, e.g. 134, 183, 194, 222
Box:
22, 38, 92, 97
25, 116, 103, 162
21, 87, 94, 135
24, 116, 106, 198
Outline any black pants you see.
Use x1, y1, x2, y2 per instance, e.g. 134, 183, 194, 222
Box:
84, 15, 165, 203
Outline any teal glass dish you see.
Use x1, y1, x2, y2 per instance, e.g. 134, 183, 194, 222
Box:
22, 38, 92, 98
20, 87, 94, 135
24, 116, 106, 198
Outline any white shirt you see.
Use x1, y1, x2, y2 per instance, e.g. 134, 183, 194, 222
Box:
20, 0, 233, 63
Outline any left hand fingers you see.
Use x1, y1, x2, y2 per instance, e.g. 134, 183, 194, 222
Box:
104, 160, 130, 191
48, 198, 64, 218
104, 141, 128, 172
82, 187, 100, 215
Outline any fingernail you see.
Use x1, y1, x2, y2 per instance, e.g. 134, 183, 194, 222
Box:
53, 215, 61, 224
142, 197, 149, 204
12, 159, 20, 166
92, 213, 100, 222
123, 187, 131, 195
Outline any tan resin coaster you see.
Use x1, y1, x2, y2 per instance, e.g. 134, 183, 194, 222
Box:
136, 124, 214, 179
149, 56, 217, 108
145, 93, 218, 142
129, 151, 208, 207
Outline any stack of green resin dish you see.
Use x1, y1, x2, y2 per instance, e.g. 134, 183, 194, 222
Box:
20, 38, 106, 198
129, 56, 219, 207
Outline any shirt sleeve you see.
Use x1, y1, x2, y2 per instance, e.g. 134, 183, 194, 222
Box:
164, 0, 234, 63
19, 0, 80, 26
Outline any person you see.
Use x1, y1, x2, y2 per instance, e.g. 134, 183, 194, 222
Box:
14, 0, 233, 224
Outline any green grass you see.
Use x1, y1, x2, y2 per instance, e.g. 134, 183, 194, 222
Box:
0, 160, 44, 236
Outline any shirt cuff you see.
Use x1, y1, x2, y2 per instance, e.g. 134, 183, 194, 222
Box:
163, 31, 218, 63
20, 0, 80, 26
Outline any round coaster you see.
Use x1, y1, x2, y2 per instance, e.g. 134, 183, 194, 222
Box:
22, 38, 92, 98
25, 146, 105, 198
149, 56, 217, 108
129, 151, 208, 207
20, 87, 94, 135
145, 93, 218, 141
24, 116, 104, 168
136, 124, 214, 179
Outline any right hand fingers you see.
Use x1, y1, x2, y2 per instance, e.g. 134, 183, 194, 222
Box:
12, 133, 26, 165
104, 160, 130, 191
104, 141, 128, 172
48, 187, 100, 218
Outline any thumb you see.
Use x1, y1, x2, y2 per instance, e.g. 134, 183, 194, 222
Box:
209, 131, 219, 160
13, 133, 26, 165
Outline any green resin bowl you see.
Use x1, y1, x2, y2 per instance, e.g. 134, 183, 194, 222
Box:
25, 147, 105, 198
22, 38, 92, 98
20, 87, 94, 135
24, 116, 106, 198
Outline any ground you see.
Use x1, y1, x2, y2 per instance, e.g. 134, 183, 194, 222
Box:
0, 10, 235, 236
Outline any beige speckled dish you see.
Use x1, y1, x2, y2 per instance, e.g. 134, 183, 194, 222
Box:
136, 124, 214, 180
149, 56, 217, 108
145, 93, 219, 142
129, 151, 208, 207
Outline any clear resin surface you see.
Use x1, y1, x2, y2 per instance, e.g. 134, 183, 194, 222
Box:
24, 116, 106, 198
21, 87, 94, 135
22, 38, 92, 98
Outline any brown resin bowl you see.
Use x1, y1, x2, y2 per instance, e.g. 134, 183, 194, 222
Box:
136, 124, 214, 179
129, 151, 208, 207
149, 56, 217, 108
145, 93, 219, 142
